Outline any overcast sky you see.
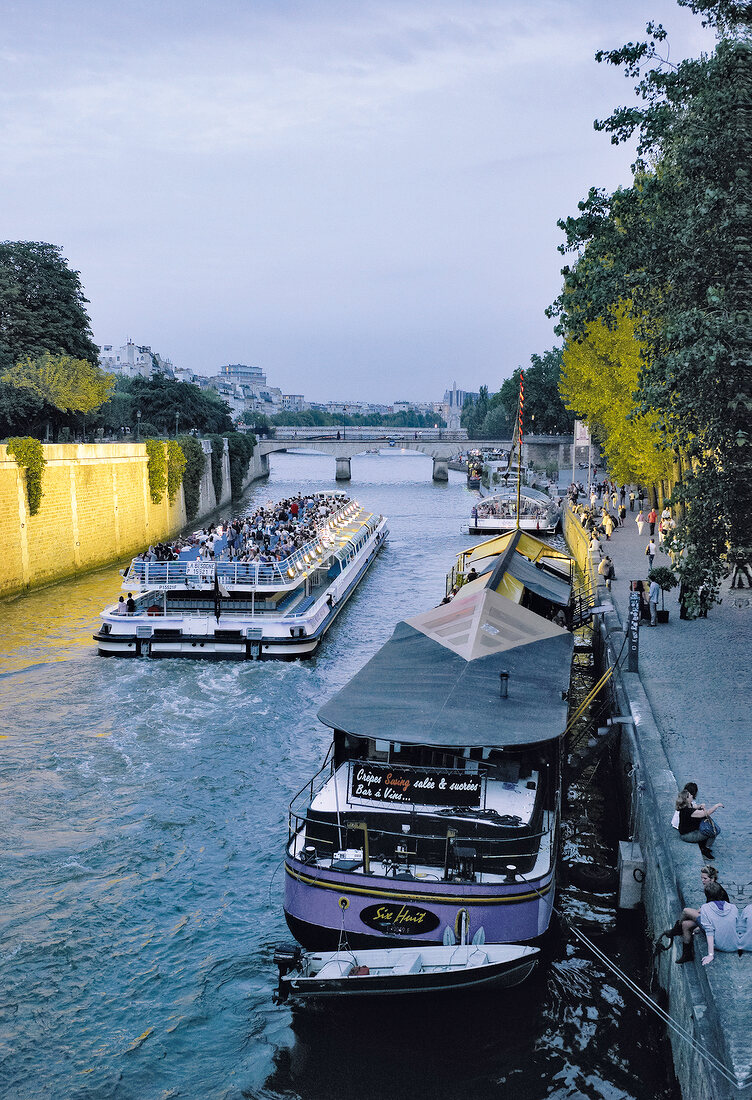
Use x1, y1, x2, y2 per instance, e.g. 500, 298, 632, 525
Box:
1, 1, 716, 402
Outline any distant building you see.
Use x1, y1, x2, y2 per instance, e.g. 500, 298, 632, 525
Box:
441, 382, 478, 432
282, 394, 306, 412
218, 363, 267, 386
98, 341, 176, 380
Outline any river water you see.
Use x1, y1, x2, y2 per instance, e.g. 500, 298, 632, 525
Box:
0, 452, 679, 1100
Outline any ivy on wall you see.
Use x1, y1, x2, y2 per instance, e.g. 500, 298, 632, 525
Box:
177, 435, 206, 522
166, 440, 187, 504
207, 434, 224, 502
145, 439, 167, 503
226, 432, 256, 499
7, 436, 47, 515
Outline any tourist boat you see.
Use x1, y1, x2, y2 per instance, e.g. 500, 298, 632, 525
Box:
283, 529, 574, 955
466, 486, 560, 536
273, 939, 539, 1002
94, 493, 388, 659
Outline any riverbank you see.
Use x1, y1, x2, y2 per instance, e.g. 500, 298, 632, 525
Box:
564, 499, 752, 1099
0, 441, 269, 600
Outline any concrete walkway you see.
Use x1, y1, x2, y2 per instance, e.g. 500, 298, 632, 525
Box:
583, 492, 752, 1094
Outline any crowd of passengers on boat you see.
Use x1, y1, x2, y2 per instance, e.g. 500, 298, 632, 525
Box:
132, 493, 350, 568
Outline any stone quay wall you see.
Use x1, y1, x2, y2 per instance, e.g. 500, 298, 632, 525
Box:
563, 502, 751, 1100
0, 441, 268, 600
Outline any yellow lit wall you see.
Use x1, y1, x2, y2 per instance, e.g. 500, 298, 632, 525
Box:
0, 443, 186, 598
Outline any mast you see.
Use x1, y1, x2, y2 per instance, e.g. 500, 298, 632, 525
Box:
516, 371, 524, 529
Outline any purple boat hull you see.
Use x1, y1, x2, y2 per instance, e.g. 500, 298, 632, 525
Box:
284, 857, 555, 950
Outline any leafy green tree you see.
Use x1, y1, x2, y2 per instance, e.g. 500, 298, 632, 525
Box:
109, 376, 233, 435
3, 352, 114, 414
499, 350, 574, 435
549, 13, 752, 601
480, 404, 512, 439
560, 305, 673, 485
2, 352, 114, 438
0, 241, 99, 372
0, 381, 46, 439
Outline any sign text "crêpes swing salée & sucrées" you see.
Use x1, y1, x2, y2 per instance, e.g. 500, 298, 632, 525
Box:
350, 763, 482, 807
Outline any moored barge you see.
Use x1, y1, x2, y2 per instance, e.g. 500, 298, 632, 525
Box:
283, 530, 574, 949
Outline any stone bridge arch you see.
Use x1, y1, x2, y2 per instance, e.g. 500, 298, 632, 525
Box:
255, 438, 462, 481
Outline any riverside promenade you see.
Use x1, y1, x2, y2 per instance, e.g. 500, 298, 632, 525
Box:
566, 496, 752, 1098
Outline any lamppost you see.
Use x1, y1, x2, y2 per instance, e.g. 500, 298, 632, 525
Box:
342, 412, 346, 442
175, 411, 180, 438
136, 409, 141, 442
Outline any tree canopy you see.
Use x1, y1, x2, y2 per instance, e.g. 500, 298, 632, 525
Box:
548, 14, 752, 598
0, 241, 99, 373
3, 352, 114, 415
560, 305, 673, 486
93, 376, 234, 436
462, 349, 574, 439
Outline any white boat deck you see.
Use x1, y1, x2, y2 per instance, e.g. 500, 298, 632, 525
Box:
309, 764, 539, 823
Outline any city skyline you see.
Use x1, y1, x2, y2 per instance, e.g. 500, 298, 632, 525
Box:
2, 1, 715, 400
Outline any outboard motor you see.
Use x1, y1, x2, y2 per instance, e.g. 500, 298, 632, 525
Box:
273, 943, 303, 1003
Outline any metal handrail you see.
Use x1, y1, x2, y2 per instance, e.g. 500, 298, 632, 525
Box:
287, 807, 556, 870
125, 502, 361, 588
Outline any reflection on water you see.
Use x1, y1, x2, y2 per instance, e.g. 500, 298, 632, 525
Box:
0, 454, 677, 1099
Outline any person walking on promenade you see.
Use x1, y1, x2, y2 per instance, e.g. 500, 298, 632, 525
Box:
636, 509, 646, 536
648, 507, 657, 535
629, 489, 636, 511
648, 574, 661, 625
646, 538, 657, 569
676, 789, 724, 860
598, 554, 614, 592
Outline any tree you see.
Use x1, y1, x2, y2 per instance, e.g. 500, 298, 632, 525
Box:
480, 404, 512, 439
2, 352, 114, 437
0, 241, 99, 372
0, 381, 46, 439
461, 386, 489, 439
560, 306, 673, 486
498, 350, 575, 435
105, 376, 233, 435
548, 16, 752, 601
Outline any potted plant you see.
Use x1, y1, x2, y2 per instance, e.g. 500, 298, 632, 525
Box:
648, 566, 678, 622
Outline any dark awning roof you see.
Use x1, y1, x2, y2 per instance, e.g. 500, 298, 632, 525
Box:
503, 553, 571, 606
318, 592, 573, 748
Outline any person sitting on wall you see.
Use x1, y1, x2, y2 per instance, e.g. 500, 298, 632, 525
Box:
700, 884, 740, 965
656, 865, 729, 964
675, 788, 724, 860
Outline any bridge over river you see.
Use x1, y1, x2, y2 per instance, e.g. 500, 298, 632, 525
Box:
256, 433, 574, 481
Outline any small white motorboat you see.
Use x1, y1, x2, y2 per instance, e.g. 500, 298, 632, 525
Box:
274, 938, 539, 1002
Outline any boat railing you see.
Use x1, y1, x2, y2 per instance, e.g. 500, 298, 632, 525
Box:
124, 501, 363, 588
287, 803, 556, 878
288, 757, 336, 829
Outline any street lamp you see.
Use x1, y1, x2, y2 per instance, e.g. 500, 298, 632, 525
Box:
175, 411, 180, 438
136, 409, 141, 442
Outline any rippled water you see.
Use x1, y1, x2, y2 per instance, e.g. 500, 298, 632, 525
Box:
0, 453, 678, 1099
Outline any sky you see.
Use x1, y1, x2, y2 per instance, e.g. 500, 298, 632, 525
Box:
0, 1, 716, 403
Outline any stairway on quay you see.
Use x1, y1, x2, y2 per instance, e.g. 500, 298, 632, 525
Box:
582, 492, 752, 1098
